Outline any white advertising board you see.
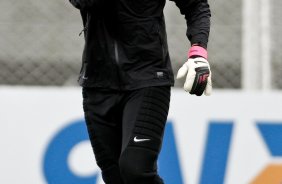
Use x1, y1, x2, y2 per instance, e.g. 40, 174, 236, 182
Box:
0, 87, 281, 184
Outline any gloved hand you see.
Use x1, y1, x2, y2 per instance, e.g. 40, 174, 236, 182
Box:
176, 45, 212, 96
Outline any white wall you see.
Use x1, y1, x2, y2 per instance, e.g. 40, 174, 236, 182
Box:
0, 87, 281, 184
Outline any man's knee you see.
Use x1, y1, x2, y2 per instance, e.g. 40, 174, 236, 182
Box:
119, 158, 143, 183
119, 147, 163, 184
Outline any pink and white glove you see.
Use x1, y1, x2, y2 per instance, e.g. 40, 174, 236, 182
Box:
176, 45, 212, 96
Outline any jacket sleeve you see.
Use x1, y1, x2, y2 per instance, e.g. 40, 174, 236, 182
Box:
170, 0, 211, 48
69, 0, 96, 10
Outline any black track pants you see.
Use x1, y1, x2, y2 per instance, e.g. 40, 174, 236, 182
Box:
82, 86, 171, 184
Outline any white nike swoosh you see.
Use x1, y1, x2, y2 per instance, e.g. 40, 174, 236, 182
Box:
134, 136, 150, 142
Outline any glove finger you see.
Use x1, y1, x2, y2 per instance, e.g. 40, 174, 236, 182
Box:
176, 64, 188, 79
190, 67, 209, 96
204, 73, 212, 96
183, 69, 196, 92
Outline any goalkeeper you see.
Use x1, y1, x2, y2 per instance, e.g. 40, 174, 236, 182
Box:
69, 0, 211, 183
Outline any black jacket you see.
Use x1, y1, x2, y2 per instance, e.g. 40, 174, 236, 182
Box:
69, 0, 211, 90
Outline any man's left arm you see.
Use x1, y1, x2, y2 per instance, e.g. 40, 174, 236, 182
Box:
69, 0, 96, 11
171, 0, 212, 96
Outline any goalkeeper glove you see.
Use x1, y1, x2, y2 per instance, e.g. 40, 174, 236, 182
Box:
176, 45, 212, 96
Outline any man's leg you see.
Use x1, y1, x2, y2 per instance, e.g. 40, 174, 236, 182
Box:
82, 88, 123, 184
119, 86, 171, 184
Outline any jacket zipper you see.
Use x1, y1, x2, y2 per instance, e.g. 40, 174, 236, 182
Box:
157, 23, 166, 60
114, 40, 119, 64
114, 39, 123, 90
